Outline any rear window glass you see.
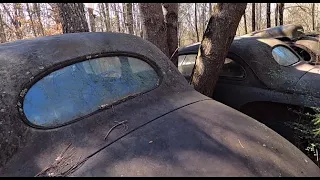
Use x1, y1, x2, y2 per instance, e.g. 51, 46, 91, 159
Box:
23, 56, 159, 128
220, 58, 246, 78
272, 46, 300, 66
290, 45, 311, 62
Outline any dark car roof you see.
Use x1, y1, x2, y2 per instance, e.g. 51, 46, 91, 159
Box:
295, 36, 320, 55
0, 33, 319, 176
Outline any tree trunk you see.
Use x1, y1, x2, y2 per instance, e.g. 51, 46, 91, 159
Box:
162, 3, 178, 61
202, 3, 206, 37
14, 3, 24, 38
191, 3, 247, 97
251, 3, 255, 32
209, 3, 212, 16
113, 3, 121, 32
98, 4, 104, 31
137, 3, 143, 37
195, 3, 200, 42
139, 3, 169, 57
103, 3, 110, 32
275, 4, 278, 26
125, 3, 134, 34
2, 4, 23, 39
279, 3, 284, 25
98, 4, 104, 32
121, 3, 126, 33
132, 3, 138, 35
258, 3, 261, 30
48, 3, 61, 30
16, 3, 25, 19
57, 3, 89, 33
243, 12, 247, 34
0, 10, 6, 43
88, 7, 96, 32
33, 3, 45, 36
312, 3, 315, 31
266, 3, 271, 28
26, 3, 37, 37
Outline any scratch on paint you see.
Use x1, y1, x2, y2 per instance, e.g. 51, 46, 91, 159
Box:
238, 139, 244, 148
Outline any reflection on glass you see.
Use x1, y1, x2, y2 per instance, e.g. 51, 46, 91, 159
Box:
23, 56, 159, 127
272, 46, 300, 66
178, 54, 197, 77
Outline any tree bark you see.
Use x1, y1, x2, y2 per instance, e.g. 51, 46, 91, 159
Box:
209, 3, 212, 16
202, 3, 206, 37
88, 7, 96, 32
119, 3, 128, 33
2, 4, 23, 39
275, 4, 278, 26
15, 3, 25, 19
57, 3, 89, 33
125, 3, 134, 34
195, 3, 200, 42
33, 3, 45, 36
243, 12, 247, 34
132, 3, 138, 35
139, 3, 169, 57
312, 3, 315, 31
279, 3, 284, 25
14, 3, 24, 37
251, 3, 255, 32
266, 3, 271, 28
258, 3, 262, 30
26, 3, 37, 37
162, 3, 178, 61
0, 10, 6, 43
102, 3, 110, 31
48, 3, 61, 30
113, 3, 121, 32
191, 3, 247, 97
138, 4, 143, 38
98, 4, 104, 32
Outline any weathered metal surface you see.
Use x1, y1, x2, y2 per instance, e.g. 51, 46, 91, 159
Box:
242, 24, 304, 40
72, 100, 320, 177
177, 37, 320, 108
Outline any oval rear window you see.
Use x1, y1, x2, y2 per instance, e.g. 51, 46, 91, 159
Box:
23, 56, 160, 128
271, 46, 300, 66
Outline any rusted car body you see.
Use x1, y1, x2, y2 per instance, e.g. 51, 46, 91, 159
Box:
176, 34, 320, 143
0, 33, 319, 177
177, 37, 320, 109
286, 35, 320, 65
243, 24, 320, 65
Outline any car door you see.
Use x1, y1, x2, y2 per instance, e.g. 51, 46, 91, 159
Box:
213, 52, 269, 109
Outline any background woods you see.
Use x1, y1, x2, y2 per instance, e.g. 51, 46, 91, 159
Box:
0, 3, 319, 47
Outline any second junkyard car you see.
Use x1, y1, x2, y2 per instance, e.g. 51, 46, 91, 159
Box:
175, 26, 320, 142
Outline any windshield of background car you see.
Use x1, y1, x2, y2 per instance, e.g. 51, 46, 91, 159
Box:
272, 46, 300, 66
23, 56, 160, 128
178, 54, 246, 80
178, 54, 197, 77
